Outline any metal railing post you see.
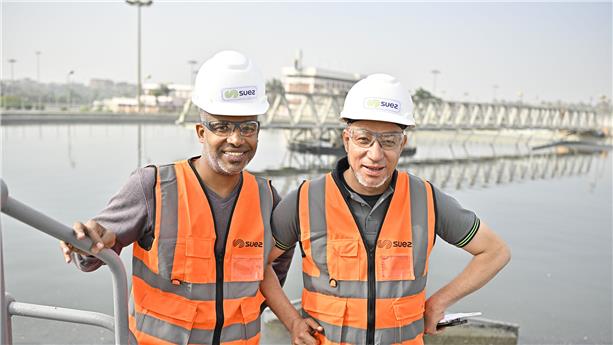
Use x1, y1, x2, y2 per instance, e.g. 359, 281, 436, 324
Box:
0, 179, 129, 345
0, 215, 13, 344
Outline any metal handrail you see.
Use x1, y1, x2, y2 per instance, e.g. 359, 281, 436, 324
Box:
0, 178, 129, 345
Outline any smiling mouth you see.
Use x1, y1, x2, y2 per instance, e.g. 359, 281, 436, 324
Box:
221, 150, 249, 162
224, 151, 246, 157
363, 165, 385, 174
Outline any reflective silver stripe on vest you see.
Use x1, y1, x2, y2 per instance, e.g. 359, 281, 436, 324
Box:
135, 311, 261, 344
305, 176, 329, 273
158, 164, 179, 280
408, 174, 429, 277
255, 176, 273, 274
133, 256, 260, 300
302, 272, 427, 299
302, 310, 423, 345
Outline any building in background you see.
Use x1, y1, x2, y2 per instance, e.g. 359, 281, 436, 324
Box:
92, 83, 192, 113
281, 50, 364, 105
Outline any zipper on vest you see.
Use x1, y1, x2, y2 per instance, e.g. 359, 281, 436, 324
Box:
344, 202, 377, 344
332, 171, 391, 344
212, 251, 225, 345
366, 248, 376, 344
189, 161, 243, 345
211, 192, 240, 345
211, 184, 241, 345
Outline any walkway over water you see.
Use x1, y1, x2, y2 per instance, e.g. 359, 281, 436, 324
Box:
259, 92, 608, 132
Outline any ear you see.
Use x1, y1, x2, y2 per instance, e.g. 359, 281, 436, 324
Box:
196, 123, 206, 143
342, 129, 350, 153
401, 133, 408, 149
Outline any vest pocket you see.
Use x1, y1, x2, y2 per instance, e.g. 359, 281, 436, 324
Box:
184, 238, 215, 283
392, 297, 424, 343
185, 238, 214, 258
329, 239, 360, 280
379, 254, 415, 280
137, 290, 198, 345
302, 291, 348, 339
239, 296, 263, 341
231, 255, 264, 281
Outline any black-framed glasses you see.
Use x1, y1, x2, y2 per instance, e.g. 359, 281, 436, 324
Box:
202, 120, 260, 137
347, 127, 405, 150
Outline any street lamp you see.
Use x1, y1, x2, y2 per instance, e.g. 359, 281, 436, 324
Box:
187, 60, 198, 84
66, 70, 74, 110
126, 0, 153, 114
8, 59, 17, 81
35, 51, 42, 82
430, 69, 440, 95
36, 51, 42, 109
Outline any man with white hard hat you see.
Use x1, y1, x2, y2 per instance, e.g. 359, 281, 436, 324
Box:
262, 73, 511, 345
60, 50, 296, 345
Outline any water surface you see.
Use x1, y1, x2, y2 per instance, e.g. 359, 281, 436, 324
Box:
1, 123, 611, 344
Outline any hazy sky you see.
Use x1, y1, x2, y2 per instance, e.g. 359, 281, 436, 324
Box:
2, 1, 611, 103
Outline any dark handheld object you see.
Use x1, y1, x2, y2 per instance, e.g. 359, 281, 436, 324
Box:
436, 318, 468, 330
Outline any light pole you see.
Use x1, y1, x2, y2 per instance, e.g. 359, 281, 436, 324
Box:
8, 59, 17, 81
492, 84, 499, 102
66, 70, 74, 110
36, 51, 42, 109
187, 60, 198, 84
430, 69, 440, 95
126, 0, 153, 114
35, 51, 41, 82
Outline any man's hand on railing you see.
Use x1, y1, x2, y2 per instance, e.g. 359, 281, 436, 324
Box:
60, 220, 116, 263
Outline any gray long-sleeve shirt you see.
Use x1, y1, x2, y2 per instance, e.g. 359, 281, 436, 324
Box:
76, 158, 294, 285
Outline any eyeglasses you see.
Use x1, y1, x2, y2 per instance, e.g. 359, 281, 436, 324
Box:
202, 120, 260, 137
347, 127, 405, 150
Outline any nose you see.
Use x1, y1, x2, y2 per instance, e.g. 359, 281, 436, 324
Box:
226, 127, 244, 146
366, 140, 384, 161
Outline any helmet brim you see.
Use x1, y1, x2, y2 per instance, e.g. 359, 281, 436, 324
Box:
340, 110, 416, 128
193, 97, 269, 116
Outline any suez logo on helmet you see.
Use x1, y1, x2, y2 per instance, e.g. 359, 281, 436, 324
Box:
222, 86, 257, 101
364, 98, 401, 113
232, 239, 263, 248
377, 239, 413, 248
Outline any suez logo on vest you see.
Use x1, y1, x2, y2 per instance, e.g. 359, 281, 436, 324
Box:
232, 239, 263, 248
377, 239, 413, 249
364, 98, 401, 113
222, 86, 258, 101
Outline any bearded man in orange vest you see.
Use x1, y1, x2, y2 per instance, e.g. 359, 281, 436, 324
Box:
60, 50, 298, 345
261, 74, 511, 345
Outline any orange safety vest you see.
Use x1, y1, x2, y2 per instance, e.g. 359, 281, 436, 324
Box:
128, 160, 273, 345
298, 172, 435, 345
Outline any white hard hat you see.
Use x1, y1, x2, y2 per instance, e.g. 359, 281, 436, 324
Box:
340, 73, 415, 127
192, 50, 269, 116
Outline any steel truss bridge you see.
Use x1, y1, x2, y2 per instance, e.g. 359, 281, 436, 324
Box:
254, 149, 608, 196
179, 91, 610, 132
262, 92, 607, 132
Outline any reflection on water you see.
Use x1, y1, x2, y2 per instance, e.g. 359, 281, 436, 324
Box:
257, 149, 608, 196
1, 123, 611, 344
